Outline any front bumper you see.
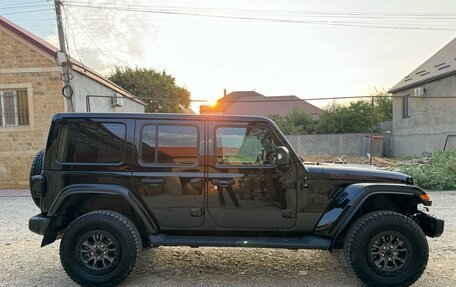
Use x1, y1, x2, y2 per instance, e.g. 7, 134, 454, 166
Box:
29, 213, 51, 236
416, 212, 444, 238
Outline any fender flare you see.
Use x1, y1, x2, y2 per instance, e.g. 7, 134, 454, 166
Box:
313, 183, 430, 247
41, 184, 158, 246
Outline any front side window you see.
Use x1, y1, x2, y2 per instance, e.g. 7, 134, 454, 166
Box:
57, 122, 126, 164
216, 126, 277, 166
0, 89, 29, 127
141, 125, 198, 164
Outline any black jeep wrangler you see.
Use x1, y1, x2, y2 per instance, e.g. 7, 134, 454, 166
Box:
29, 113, 444, 286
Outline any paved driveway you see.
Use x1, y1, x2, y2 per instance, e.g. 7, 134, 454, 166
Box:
0, 191, 454, 286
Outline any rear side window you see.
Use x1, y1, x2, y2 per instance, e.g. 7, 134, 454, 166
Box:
57, 122, 126, 164
141, 125, 198, 164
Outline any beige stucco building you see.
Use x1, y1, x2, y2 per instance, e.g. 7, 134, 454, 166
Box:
0, 16, 145, 188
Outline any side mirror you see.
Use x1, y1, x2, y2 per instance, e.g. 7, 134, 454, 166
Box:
275, 146, 290, 165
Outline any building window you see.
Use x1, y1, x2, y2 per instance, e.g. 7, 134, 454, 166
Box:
0, 89, 29, 127
402, 96, 410, 118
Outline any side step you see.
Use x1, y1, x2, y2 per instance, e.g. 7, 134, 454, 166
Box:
149, 234, 331, 250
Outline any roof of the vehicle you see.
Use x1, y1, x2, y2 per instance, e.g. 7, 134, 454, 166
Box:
54, 112, 273, 122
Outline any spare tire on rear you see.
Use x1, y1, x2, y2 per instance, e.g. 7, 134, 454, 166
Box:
29, 149, 44, 208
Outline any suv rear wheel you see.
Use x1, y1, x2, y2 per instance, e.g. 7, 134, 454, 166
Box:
60, 210, 142, 286
343, 210, 428, 287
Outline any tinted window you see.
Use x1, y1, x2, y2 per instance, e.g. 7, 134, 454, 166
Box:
216, 127, 277, 165
141, 125, 156, 163
141, 125, 198, 164
57, 122, 126, 164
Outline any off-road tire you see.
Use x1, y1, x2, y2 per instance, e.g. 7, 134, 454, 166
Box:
60, 210, 142, 287
343, 210, 428, 287
29, 149, 44, 207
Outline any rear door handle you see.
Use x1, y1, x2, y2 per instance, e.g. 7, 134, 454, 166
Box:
142, 178, 165, 186
212, 178, 235, 187
190, 178, 203, 189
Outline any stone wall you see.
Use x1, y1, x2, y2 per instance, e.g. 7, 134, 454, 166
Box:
0, 27, 144, 188
0, 28, 65, 188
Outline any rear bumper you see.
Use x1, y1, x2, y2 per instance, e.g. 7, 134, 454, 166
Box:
416, 212, 444, 238
29, 213, 51, 236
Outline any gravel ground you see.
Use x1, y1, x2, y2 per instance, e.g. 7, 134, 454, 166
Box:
0, 191, 455, 287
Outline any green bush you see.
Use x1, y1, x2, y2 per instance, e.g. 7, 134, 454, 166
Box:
397, 151, 456, 190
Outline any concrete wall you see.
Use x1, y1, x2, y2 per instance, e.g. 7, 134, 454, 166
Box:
286, 133, 373, 156
72, 72, 144, 113
392, 75, 456, 157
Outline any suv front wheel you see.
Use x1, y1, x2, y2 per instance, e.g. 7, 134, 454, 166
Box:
60, 210, 142, 286
343, 210, 428, 287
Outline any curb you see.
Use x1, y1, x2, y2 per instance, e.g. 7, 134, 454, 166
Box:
0, 189, 30, 197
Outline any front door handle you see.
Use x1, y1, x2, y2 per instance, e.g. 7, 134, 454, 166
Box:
189, 207, 202, 217
142, 178, 165, 186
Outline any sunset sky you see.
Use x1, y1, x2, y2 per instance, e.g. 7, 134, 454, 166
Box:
4, 0, 456, 111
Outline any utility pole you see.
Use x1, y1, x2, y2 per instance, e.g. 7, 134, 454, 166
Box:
54, 0, 74, 112
370, 96, 374, 165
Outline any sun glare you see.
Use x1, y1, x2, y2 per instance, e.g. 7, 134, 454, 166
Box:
208, 99, 218, 107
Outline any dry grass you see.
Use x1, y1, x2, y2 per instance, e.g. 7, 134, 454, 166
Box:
301, 154, 398, 168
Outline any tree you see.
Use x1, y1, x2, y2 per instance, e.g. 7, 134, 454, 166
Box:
316, 89, 392, 134
317, 100, 373, 133
108, 66, 191, 113
268, 108, 317, 135
372, 88, 392, 122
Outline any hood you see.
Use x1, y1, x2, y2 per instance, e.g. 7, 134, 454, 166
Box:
305, 164, 413, 185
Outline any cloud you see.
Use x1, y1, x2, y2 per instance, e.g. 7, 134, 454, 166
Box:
46, 0, 162, 74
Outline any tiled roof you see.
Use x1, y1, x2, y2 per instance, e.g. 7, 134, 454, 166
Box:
200, 91, 323, 117
389, 37, 456, 93
225, 95, 322, 118
0, 16, 144, 105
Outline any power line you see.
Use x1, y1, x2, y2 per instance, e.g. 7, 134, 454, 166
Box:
62, 4, 85, 70
1, 8, 53, 15
64, 8, 166, 101
62, 3, 456, 31
0, 3, 49, 10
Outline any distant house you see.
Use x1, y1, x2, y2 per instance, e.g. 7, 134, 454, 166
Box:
388, 38, 456, 157
200, 90, 322, 118
0, 16, 145, 188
